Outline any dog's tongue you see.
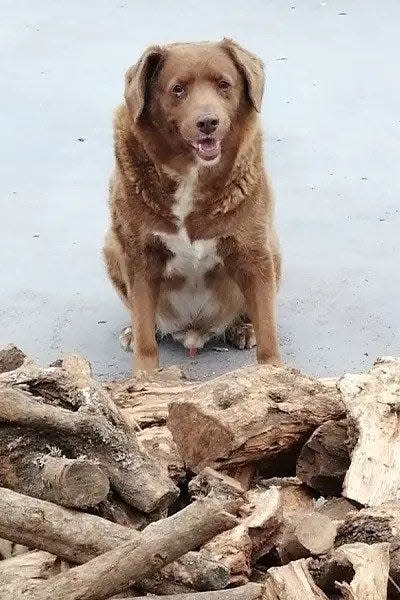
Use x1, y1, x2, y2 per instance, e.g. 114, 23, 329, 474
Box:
195, 139, 221, 161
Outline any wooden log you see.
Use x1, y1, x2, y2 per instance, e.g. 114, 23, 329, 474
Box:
296, 499, 358, 573
278, 513, 337, 563
263, 559, 329, 599
200, 486, 283, 586
0, 539, 29, 559
15, 498, 237, 600
335, 543, 390, 599
316, 498, 357, 522
10, 543, 30, 556
188, 468, 245, 502
120, 583, 264, 600
108, 371, 338, 431
249, 478, 316, 567
26, 456, 109, 509
296, 419, 350, 496
335, 502, 400, 587
107, 369, 338, 431
0, 550, 66, 579
0, 344, 27, 373
0, 487, 232, 593
123, 582, 191, 597
137, 426, 186, 485
338, 357, 400, 506
0, 538, 13, 559
275, 480, 315, 524
0, 486, 137, 563
225, 464, 255, 491
104, 366, 194, 429
95, 492, 150, 530
159, 552, 230, 592
0, 572, 40, 598
0, 426, 109, 508
309, 550, 356, 593
0, 355, 179, 512
309, 543, 391, 597
257, 479, 316, 565
168, 364, 343, 472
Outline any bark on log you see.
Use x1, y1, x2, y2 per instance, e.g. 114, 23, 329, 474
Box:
335, 503, 400, 586
0, 354, 179, 512
168, 364, 343, 472
338, 357, 400, 506
0, 487, 232, 593
296, 419, 350, 496
15, 498, 237, 600
0, 426, 109, 508
120, 583, 264, 600
263, 559, 329, 599
334, 543, 390, 599
0, 344, 27, 373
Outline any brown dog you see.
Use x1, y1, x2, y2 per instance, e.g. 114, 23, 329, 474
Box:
104, 39, 281, 373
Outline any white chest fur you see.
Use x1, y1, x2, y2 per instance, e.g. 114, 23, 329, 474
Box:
156, 167, 222, 339
158, 167, 220, 279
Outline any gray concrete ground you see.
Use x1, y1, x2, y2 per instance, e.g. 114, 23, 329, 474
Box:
1, 0, 399, 380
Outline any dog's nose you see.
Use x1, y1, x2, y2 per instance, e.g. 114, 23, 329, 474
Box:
196, 115, 219, 135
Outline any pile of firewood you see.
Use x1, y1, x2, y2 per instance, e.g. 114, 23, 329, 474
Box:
1, 343, 400, 599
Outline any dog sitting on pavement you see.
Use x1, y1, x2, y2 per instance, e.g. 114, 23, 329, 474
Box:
104, 39, 281, 373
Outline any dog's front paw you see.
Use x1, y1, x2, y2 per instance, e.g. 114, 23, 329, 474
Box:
226, 320, 257, 350
119, 326, 133, 352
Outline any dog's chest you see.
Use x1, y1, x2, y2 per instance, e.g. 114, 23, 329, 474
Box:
158, 169, 220, 278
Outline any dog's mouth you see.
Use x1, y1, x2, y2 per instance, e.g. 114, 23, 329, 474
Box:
190, 137, 221, 162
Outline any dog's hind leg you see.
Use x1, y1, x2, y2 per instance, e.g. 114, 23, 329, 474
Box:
103, 229, 130, 307
103, 229, 135, 350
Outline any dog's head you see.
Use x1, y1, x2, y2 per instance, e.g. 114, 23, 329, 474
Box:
125, 39, 264, 166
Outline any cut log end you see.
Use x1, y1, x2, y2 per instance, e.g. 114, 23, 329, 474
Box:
48, 457, 110, 508
296, 419, 350, 496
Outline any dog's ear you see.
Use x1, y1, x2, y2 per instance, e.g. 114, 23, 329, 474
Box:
124, 45, 165, 122
221, 38, 265, 112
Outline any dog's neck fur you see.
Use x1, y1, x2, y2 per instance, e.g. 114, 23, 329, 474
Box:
114, 103, 263, 231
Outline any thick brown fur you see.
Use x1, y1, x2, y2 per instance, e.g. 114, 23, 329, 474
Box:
104, 39, 281, 373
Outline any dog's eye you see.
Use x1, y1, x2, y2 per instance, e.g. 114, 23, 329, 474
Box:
218, 80, 230, 91
172, 84, 185, 97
